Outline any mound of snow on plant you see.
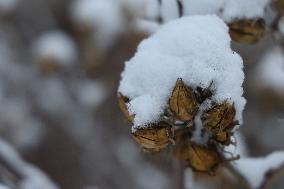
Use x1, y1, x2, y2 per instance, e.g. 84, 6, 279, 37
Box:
119, 15, 246, 127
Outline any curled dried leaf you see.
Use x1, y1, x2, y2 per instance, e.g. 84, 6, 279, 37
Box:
131, 122, 173, 152
201, 102, 236, 145
169, 78, 199, 122
228, 18, 265, 44
118, 93, 134, 123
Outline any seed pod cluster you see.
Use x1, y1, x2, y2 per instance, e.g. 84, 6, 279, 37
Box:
228, 18, 266, 44
118, 78, 239, 174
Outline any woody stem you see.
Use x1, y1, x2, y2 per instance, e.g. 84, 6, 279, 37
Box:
172, 159, 185, 189
223, 161, 251, 189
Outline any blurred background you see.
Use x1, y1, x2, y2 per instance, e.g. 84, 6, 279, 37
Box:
0, 0, 283, 189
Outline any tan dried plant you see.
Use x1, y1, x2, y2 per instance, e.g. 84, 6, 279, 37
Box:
118, 78, 239, 173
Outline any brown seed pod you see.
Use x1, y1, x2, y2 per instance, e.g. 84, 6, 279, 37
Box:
118, 93, 134, 123
201, 102, 236, 144
274, 0, 284, 14
173, 133, 220, 173
215, 131, 232, 145
169, 78, 199, 122
131, 122, 173, 152
228, 18, 265, 44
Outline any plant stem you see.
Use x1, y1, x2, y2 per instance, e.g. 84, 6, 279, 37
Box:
172, 159, 185, 189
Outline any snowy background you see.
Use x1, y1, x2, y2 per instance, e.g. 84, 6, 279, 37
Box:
0, 0, 283, 189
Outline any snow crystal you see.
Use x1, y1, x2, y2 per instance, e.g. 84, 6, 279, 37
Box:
258, 47, 284, 95
33, 31, 77, 66
235, 151, 284, 188
70, 0, 124, 50
119, 15, 246, 127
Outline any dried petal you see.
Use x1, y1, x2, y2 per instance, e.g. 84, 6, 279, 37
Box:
118, 93, 134, 123
169, 78, 198, 121
228, 18, 265, 44
131, 122, 173, 152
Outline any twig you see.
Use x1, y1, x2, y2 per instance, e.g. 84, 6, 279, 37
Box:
223, 161, 251, 189
259, 164, 284, 189
172, 159, 185, 189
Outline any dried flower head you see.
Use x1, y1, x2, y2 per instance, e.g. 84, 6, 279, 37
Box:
118, 92, 134, 123
228, 18, 265, 44
173, 130, 220, 173
169, 78, 199, 122
201, 102, 237, 145
131, 122, 173, 152
274, 0, 284, 14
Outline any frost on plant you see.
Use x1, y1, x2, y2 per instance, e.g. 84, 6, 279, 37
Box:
118, 15, 246, 173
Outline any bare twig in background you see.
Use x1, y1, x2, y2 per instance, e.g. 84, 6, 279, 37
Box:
223, 162, 251, 189
259, 164, 284, 189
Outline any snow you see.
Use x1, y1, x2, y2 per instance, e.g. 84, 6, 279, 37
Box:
119, 15, 246, 128
75, 81, 106, 109
33, 31, 77, 66
258, 47, 284, 95
182, 0, 224, 16
0, 139, 58, 189
0, 0, 18, 13
142, 0, 270, 23
221, 0, 270, 22
0, 185, 9, 189
234, 151, 284, 188
160, 0, 179, 22
70, 0, 124, 50
143, 0, 160, 20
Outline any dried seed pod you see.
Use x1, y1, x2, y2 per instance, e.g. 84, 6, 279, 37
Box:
201, 102, 236, 145
188, 144, 220, 173
169, 78, 198, 122
215, 131, 232, 145
173, 134, 220, 173
201, 102, 236, 133
274, 0, 284, 14
118, 93, 134, 123
228, 18, 265, 44
131, 122, 173, 152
